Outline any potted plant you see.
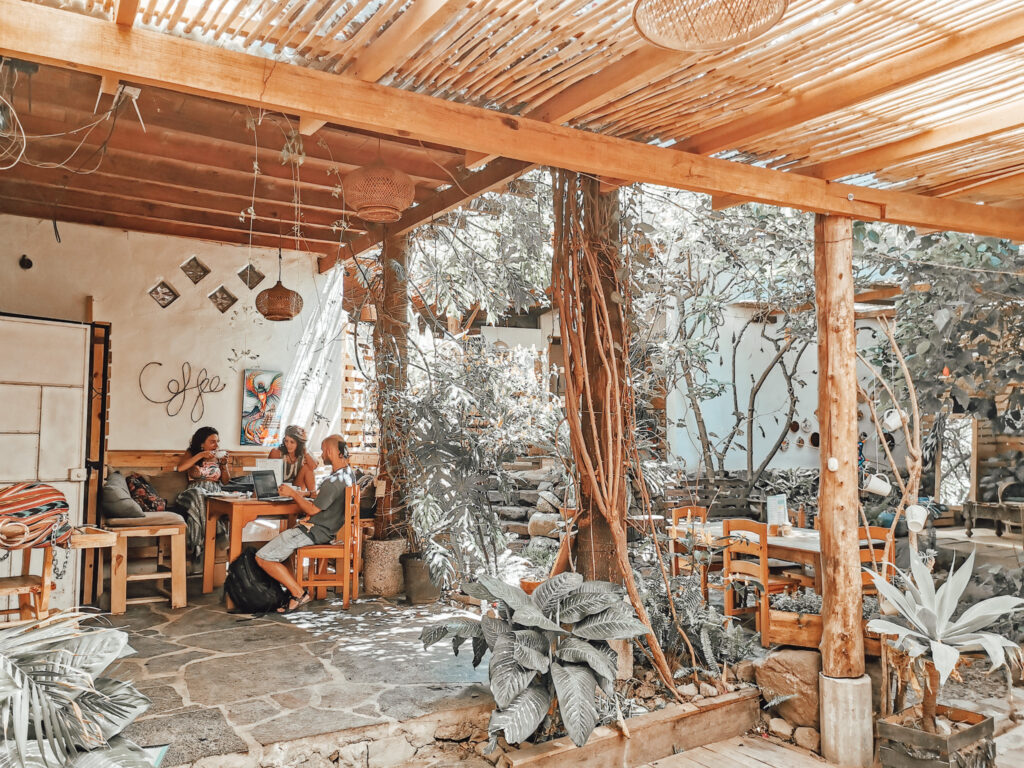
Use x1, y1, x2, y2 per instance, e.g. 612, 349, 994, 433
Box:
420, 573, 648, 750
866, 549, 1024, 767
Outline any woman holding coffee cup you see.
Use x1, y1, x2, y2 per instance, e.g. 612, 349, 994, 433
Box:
268, 425, 317, 493
175, 426, 232, 565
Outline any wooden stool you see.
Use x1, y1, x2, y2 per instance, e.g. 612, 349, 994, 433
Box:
0, 545, 54, 625
103, 512, 187, 615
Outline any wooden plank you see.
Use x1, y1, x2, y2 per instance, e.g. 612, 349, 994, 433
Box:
814, 214, 865, 679
730, 737, 827, 766
348, 0, 471, 83
4, 3, 1023, 241
802, 99, 1024, 180
113, 0, 140, 26
298, 116, 327, 136
676, 9, 1024, 155
701, 741, 774, 767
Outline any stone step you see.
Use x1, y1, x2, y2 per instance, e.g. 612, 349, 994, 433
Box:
494, 506, 532, 521
503, 522, 530, 537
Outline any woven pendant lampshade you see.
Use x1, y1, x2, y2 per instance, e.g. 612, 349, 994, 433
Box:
256, 248, 303, 321
343, 161, 416, 223
633, 0, 788, 52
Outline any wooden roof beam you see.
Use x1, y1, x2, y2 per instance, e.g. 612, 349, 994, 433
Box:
298, 116, 327, 136
465, 45, 685, 169
320, 157, 536, 272
2, 1, 1022, 245
347, 0, 471, 83
932, 168, 1024, 200
113, 0, 140, 27
677, 8, 1024, 156
801, 99, 1024, 180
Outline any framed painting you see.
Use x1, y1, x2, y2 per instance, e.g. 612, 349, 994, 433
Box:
241, 369, 282, 446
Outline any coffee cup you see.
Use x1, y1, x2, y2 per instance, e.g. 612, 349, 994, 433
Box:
863, 473, 892, 496
214, 449, 228, 460
882, 408, 907, 432
905, 504, 928, 533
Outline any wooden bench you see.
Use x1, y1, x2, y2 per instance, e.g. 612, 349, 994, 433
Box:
663, 477, 766, 520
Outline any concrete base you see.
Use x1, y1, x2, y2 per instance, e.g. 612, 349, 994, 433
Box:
819, 672, 873, 767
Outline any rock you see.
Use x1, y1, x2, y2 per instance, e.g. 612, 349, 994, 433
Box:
755, 649, 822, 728
517, 490, 541, 505
527, 513, 561, 538
794, 726, 820, 752
435, 722, 475, 741
636, 683, 656, 699
699, 682, 718, 698
650, 697, 665, 709
512, 468, 560, 486
524, 537, 559, 554
537, 481, 554, 492
769, 717, 794, 740
503, 522, 530, 537
488, 490, 511, 503
494, 506, 531, 521
676, 683, 699, 698
733, 659, 757, 683
536, 491, 562, 515
692, 694, 704, 701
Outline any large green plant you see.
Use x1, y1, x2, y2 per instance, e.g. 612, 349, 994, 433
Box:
0, 612, 154, 768
420, 574, 648, 749
866, 550, 1024, 733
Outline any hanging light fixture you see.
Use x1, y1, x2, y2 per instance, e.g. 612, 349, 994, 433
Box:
342, 159, 416, 223
256, 247, 304, 321
632, 0, 788, 52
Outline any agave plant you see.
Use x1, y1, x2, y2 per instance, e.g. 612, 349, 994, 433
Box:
419, 573, 648, 749
0, 611, 155, 768
866, 548, 1024, 733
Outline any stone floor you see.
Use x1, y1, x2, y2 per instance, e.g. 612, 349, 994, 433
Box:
101, 585, 489, 767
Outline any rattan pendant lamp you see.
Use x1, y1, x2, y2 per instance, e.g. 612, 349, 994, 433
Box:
342, 140, 416, 223
633, 0, 788, 51
256, 246, 304, 321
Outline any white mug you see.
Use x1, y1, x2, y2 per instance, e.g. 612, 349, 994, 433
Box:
905, 504, 928, 533
863, 473, 892, 496
882, 408, 906, 432
214, 449, 228, 459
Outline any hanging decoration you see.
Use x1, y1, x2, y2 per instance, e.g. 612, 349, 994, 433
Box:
256, 247, 303, 321
343, 160, 416, 223
632, 0, 788, 52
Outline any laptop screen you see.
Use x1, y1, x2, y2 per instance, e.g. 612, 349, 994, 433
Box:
251, 470, 280, 499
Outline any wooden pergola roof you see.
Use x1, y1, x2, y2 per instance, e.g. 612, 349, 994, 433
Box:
2, 0, 1023, 268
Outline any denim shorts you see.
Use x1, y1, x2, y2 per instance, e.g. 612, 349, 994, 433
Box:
256, 526, 314, 562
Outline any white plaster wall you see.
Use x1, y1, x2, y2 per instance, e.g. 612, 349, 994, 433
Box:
0, 215, 347, 452
666, 306, 906, 476
480, 326, 546, 350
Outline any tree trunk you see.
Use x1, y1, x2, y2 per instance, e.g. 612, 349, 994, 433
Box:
576, 179, 626, 584
921, 662, 940, 733
373, 231, 410, 539
814, 214, 866, 679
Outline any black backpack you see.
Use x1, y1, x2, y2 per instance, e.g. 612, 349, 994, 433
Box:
224, 547, 288, 613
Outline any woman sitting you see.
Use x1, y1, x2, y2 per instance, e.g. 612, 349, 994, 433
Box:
269, 425, 317, 493
174, 426, 231, 564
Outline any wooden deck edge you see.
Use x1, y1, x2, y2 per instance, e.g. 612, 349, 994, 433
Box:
506, 688, 761, 768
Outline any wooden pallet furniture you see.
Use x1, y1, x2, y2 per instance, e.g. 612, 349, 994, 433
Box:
293, 485, 362, 608
104, 514, 187, 615
664, 477, 766, 520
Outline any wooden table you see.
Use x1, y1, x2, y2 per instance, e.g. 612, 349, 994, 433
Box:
963, 500, 1024, 538
203, 496, 301, 595
670, 523, 829, 592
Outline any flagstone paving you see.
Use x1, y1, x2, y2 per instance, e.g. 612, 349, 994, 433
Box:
105, 588, 489, 767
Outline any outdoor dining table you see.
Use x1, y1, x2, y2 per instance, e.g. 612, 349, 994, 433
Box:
669, 521, 829, 593
202, 495, 301, 597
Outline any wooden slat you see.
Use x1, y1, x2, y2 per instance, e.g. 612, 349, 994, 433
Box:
4, 3, 1024, 242
676, 8, 1024, 155
113, 0, 140, 26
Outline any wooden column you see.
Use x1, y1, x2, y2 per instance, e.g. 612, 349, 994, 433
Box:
372, 231, 410, 538
814, 214, 865, 678
575, 178, 626, 584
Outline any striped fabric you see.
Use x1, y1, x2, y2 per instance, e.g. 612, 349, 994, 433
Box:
0, 482, 72, 549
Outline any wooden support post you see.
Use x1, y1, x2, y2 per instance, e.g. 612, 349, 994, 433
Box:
575, 179, 626, 585
815, 213, 865, 678
373, 231, 410, 538
815, 214, 872, 766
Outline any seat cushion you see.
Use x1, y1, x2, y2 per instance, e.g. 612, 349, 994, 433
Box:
105, 510, 185, 528
101, 472, 145, 519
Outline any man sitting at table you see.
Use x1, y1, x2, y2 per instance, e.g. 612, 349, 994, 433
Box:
255, 434, 355, 613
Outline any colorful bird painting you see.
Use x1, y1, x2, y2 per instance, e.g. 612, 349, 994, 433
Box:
241, 369, 283, 445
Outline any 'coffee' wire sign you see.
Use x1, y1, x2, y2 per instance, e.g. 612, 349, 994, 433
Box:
139, 361, 226, 422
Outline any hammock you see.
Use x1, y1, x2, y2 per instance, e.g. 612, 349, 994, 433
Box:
0, 482, 72, 550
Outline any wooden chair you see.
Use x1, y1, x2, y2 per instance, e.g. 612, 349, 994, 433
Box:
102, 512, 187, 615
293, 485, 361, 608
0, 545, 54, 625
722, 519, 801, 647
668, 506, 722, 600
859, 525, 896, 594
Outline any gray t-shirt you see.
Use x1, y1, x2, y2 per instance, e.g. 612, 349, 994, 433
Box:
308, 466, 355, 543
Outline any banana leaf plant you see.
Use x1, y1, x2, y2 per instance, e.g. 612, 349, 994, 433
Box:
0, 611, 155, 768
866, 549, 1024, 733
419, 573, 648, 750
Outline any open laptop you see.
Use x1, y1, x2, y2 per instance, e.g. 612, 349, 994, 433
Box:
251, 470, 290, 502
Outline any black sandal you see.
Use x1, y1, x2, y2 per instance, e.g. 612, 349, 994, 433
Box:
278, 590, 311, 614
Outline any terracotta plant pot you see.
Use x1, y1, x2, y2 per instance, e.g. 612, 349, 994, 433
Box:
400, 552, 440, 604
520, 578, 543, 595
362, 538, 407, 597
